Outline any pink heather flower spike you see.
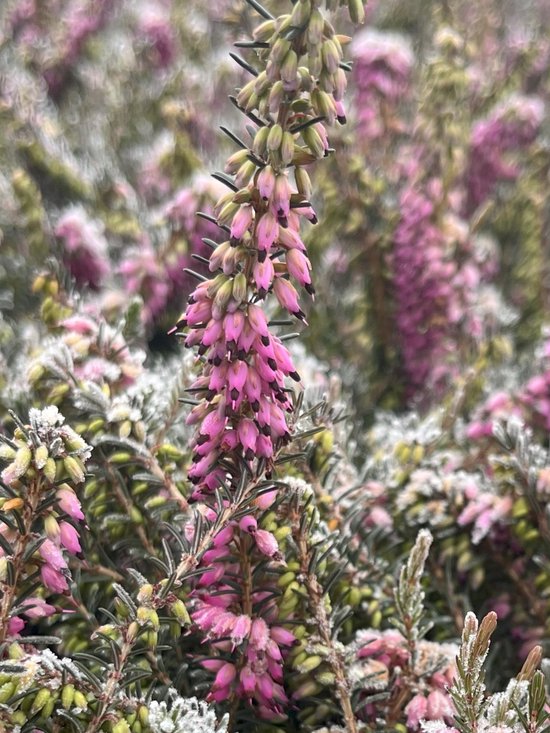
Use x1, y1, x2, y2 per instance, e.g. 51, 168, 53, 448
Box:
169, 1, 359, 716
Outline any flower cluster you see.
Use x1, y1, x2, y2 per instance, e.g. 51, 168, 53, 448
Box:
55, 206, 110, 290
465, 95, 544, 214
0, 406, 90, 639
351, 29, 413, 141
179, 2, 353, 496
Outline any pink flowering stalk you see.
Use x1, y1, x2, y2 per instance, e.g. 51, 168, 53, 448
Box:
466, 335, 550, 440
119, 184, 221, 328
136, 4, 178, 70
43, 0, 115, 96
55, 206, 110, 290
465, 94, 544, 214
392, 181, 456, 400
350, 29, 413, 143
0, 406, 91, 641
177, 2, 357, 500
167, 0, 363, 719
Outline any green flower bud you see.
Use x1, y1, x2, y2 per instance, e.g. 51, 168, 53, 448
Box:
42, 696, 56, 718
268, 81, 285, 115
290, 0, 311, 28
267, 124, 283, 152
307, 48, 323, 77
0, 681, 15, 703
270, 38, 291, 66
235, 160, 257, 188
217, 201, 240, 227
302, 126, 325, 158
213, 279, 234, 312
253, 126, 270, 157
44, 514, 60, 541
14, 444, 32, 479
62, 682, 76, 709
236, 78, 256, 109
144, 630, 158, 649
307, 8, 324, 44
321, 39, 340, 74
347, 0, 365, 24
34, 444, 49, 469
294, 654, 323, 674
254, 70, 270, 97
63, 455, 85, 483
31, 687, 51, 713
225, 149, 251, 175
232, 273, 248, 304
277, 571, 296, 588
280, 132, 295, 166
315, 671, 336, 686
253, 19, 276, 42
112, 719, 131, 733
110, 451, 133, 464
73, 690, 88, 710
170, 599, 191, 626
27, 362, 45, 384
12, 711, 26, 725
0, 444, 16, 461
293, 679, 322, 698
281, 50, 298, 84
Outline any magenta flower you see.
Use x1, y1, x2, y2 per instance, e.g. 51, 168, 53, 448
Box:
465, 95, 544, 214
40, 565, 69, 594
55, 207, 110, 289
351, 29, 413, 142
59, 521, 82, 554
20, 597, 57, 620
39, 539, 68, 572
56, 487, 85, 521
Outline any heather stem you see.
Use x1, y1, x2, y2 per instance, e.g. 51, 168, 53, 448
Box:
84, 633, 135, 733
0, 476, 42, 644
293, 514, 358, 733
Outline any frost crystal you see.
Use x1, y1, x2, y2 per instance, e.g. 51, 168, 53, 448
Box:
147, 690, 229, 733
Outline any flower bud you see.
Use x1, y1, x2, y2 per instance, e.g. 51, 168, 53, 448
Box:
270, 38, 291, 66
307, 9, 324, 44
31, 687, 52, 713
253, 126, 270, 157
61, 683, 75, 709
63, 455, 85, 483
112, 720, 131, 733
280, 132, 295, 166
232, 273, 248, 304
281, 50, 298, 84
44, 514, 61, 542
235, 160, 257, 188
253, 19, 276, 41
13, 445, 32, 479
302, 126, 326, 158
348, 0, 365, 24
267, 124, 283, 152
224, 149, 250, 175
170, 599, 191, 626
269, 81, 285, 114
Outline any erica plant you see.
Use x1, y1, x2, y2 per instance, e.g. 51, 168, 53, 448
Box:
171, 0, 364, 724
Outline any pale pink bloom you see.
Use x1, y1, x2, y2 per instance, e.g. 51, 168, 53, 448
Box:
21, 597, 57, 619
39, 539, 67, 571
254, 529, 279, 558
59, 521, 81, 554
41, 565, 69, 594
57, 488, 84, 521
